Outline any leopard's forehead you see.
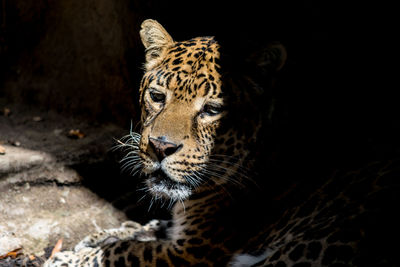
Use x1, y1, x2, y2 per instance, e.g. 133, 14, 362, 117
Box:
142, 36, 222, 102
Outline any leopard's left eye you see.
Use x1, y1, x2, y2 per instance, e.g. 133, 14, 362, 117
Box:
202, 104, 223, 116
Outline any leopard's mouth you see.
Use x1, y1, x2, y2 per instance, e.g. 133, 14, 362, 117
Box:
145, 169, 192, 201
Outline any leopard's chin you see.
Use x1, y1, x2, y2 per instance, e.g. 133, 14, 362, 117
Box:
145, 170, 192, 201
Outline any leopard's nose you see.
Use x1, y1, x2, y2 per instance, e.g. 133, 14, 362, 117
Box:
149, 137, 182, 161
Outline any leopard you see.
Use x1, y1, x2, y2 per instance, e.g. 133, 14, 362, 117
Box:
44, 19, 400, 267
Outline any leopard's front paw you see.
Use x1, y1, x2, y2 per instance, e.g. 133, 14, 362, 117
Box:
135, 219, 160, 241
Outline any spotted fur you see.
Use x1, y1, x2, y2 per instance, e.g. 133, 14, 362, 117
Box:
44, 19, 399, 267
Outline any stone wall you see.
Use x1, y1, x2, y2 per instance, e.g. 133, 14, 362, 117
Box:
1, 0, 146, 125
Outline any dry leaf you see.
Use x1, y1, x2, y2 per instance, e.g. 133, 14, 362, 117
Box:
0, 247, 23, 259
67, 129, 85, 139
0, 145, 5, 155
2, 107, 11, 116
50, 239, 63, 258
29, 255, 36, 261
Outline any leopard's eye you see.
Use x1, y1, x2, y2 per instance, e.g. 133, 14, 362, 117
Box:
202, 103, 223, 116
149, 91, 166, 103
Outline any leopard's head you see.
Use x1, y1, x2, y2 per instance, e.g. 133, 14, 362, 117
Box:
124, 19, 286, 202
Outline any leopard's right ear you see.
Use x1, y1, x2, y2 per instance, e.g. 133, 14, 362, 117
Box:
248, 43, 287, 72
140, 19, 174, 71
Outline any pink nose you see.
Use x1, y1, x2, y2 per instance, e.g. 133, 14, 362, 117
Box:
149, 137, 181, 161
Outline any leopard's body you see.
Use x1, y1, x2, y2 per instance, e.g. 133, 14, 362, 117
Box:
44, 20, 400, 267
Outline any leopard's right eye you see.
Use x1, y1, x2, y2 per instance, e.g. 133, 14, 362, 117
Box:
202, 103, 223, 116
149, 91, 166, 103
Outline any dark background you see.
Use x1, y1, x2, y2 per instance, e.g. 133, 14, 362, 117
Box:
0, 0, 398, 178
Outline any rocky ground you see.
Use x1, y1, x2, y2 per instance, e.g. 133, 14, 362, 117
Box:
0, 104, 165, 265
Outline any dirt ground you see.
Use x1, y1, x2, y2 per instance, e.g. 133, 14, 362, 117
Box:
0, 103, 146, 259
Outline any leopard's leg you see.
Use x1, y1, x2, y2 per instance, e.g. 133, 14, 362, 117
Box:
45, 238, 218, 267
74, 220, 161, 252
44, 219, 216, 266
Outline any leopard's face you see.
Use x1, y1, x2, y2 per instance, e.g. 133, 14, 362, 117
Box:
130, 20, 286, 202
137, 24, 226, 201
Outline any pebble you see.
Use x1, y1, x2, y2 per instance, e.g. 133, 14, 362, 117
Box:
32, 116, 42, 122
10, 141, 21, 147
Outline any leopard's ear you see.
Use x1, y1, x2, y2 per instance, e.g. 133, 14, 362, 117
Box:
250, 43, 287, 72
140, 19, 174, 71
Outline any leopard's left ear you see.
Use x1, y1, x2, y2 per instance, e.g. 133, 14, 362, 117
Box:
140, 19, 174, 70
250, 43, 287, 72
